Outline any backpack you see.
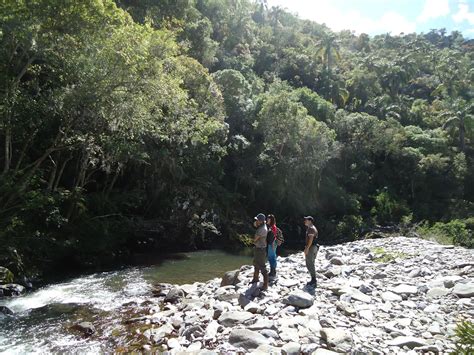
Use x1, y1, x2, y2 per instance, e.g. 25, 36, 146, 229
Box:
276, 227, 284, 245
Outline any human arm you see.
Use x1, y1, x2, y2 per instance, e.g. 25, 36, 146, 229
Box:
304, 227, 317, 255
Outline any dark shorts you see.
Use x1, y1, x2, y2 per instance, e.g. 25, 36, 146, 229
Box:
253, 247, 267, 271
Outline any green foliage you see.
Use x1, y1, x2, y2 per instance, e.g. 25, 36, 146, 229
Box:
371, 191, 411, 225
1, 0, 473, 278
453, 320, 474, 355
371, 247, 410, 263
417, 220, 473, 247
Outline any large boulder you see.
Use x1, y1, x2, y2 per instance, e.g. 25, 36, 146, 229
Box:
218, 311, 254, 327
229, 329, 270, 350
283, 291, 314, 308
0, 267, 14, 284
452, 282, 474, 298
221, 270, 240, 287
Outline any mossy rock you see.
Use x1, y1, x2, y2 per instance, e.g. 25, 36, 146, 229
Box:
0, 266, 14, 284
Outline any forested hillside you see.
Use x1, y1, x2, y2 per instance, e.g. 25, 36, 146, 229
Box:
1, 0, 473, 277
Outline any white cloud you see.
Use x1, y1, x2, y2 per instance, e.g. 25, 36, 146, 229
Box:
452, 0, 474, 24
267, 0, 416, 35
417, 0, 451, 22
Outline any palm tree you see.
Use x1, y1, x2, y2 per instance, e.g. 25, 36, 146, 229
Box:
315, 32, 341, 73
442, 99, 474, 152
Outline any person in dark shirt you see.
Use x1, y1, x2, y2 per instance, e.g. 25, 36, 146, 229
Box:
304, 216, 319, 287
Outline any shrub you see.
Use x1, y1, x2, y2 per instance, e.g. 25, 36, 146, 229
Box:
371, 191, 411, 225
417, 219, 473, 248
453, 320, 474, 354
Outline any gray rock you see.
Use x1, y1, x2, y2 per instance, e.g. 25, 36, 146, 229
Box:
218, 311, 254, 327
261, 329, 279, 339
386, 336, 427, 349
320, 328, 352, 351
453, 282, 474, 298
0, 283, 25, 297
373, 272, 387, 279
390, 284, 418, 295
336, 301, 356, 316
283, 291, 314, 308
324, 267, 341, 278
238, 294, 251, 308
145, 323, 174, 343
0, 306, 13, 316
426, 287, 451, 299
165, 287, 185, 303
229, 329, 270, 350
329, 257, 344, 265
221, 270, 240, 287
71, 321, 95, 336
381, 291, 402, 302
248, 318, 275, 330
282, 342, 301, 355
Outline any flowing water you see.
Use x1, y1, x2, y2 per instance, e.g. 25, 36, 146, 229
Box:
0, 249, 254, 354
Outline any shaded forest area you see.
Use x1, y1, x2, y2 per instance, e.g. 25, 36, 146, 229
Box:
1, 0, 473, 278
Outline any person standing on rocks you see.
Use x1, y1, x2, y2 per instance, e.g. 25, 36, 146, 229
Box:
266, 214, 283, 278
304, 216, 319, 287
250, 213, 269, 290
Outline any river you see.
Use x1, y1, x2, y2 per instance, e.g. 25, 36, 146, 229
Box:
0, 249, 258, 353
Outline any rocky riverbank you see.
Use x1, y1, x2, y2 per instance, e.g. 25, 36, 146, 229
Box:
115, 236, 473, 354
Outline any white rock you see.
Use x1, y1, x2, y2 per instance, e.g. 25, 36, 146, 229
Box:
386, 336, 427, 349
453, 282, 474, 298
283, 291, 314, 308
382, 291, 402, 302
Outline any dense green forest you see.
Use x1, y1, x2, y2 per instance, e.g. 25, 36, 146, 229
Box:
1, 0, 473, 277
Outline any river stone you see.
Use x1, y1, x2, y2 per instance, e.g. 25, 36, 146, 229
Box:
282, 342, 301, 355
244, 302, 262, 314
320, 328, 352, 351
324, 267, 341, 278
229, 329, 270, 350
452, 282, 474, 298
145, 323, 174, 343
427, 287, 451, 299
0, 283, 25, 297
218, 311, 254, 327
167, 338, 181, 349
382, 291, 402, 302
0, 267, 14, 284
248, 318, 275, 330
0, 306, 14, 316
390, 284, 418, 295
204, 320, 220, 339
71, 321, 95, 336
238, 294, 251, 308
329, 257, 344, 265
165, 287, 185, 303
386, 336, 427, 349
283, 291, 314, 308
336, 301, 356, 316
188, 342, 202, 351
221, 270, 240, 287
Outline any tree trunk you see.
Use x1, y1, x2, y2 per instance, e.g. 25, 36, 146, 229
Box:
459, 117, 465, 152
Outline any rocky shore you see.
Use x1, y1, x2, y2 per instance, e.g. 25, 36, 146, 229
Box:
126, 237, 473, 354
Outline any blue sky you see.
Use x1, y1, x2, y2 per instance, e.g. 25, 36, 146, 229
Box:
266, 0, 474, 38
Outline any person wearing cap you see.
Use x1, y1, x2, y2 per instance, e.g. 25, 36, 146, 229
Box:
304, 216, 319, 287
250, 213, 269, 290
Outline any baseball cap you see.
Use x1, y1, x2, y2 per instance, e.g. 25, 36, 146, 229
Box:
254, 213, 266, 222
304, 216, 314, 222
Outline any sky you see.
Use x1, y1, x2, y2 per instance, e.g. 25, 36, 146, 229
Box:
266, 0, 474, 38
